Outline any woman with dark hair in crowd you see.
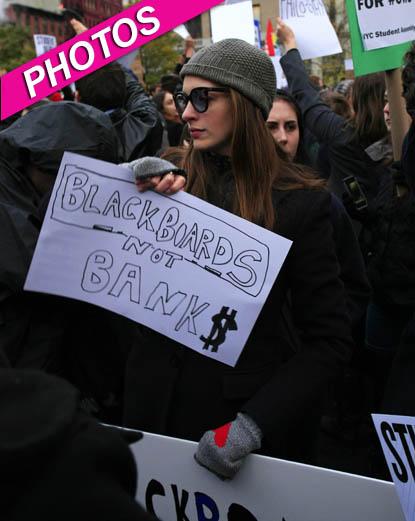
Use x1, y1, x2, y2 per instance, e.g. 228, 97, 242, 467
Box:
123, 39, 353, 480
266, 89, 311, 165
266, 90, 369, 333
153, 90, 185, 147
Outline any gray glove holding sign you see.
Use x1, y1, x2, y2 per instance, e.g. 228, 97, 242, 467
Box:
121, 157, 187, 194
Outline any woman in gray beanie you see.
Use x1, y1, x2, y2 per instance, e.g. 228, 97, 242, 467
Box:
124, 39, 353, 480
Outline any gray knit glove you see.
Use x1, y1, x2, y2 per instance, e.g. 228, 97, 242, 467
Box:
120, 157, 186, 181
194, 413, 262, 480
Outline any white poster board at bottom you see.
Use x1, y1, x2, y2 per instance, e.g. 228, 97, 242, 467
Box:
130, 431, 405, 521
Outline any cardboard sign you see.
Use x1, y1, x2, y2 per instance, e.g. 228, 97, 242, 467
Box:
373, 414, 415, 521
279, 0, 342, 60
131, 430, 406, 521
33, 34, 57, 57
345, 0, 410, 76
354, 0, 415, 51
25, 153, 291, 367
210, 0, 256, 45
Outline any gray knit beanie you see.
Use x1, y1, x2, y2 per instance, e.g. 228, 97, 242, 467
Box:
180, 39, 277, 119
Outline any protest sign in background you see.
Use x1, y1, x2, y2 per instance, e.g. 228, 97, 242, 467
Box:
373, 414, 415, 521
345, 0, 410, 76
131, 430, 406, 521
210, 0, 256, 45
25, 153, 292, 367
33, 34, 57, 57
279, 0, 342, 60
354, 0, 415, 52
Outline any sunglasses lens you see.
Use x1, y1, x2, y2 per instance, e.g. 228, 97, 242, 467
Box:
174, 93, 187, 114
192, 89, 208, 113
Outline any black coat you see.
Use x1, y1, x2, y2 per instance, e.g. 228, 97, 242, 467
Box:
0, 112, 136, 415
0, 369, 155, 521
110, 68, 163, 161
124, 167, 353, 463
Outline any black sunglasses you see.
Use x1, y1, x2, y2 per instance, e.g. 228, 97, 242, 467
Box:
174, 87, 230, 114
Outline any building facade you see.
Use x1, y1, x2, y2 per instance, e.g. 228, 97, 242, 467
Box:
3, 0, 122, 43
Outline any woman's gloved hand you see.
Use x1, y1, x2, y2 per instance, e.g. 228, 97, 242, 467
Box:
194, 413, 262, 480
120, 157, 187, 194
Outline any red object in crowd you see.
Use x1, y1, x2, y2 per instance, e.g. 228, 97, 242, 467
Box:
266, 19, 276, 57
49, 92, 64, 102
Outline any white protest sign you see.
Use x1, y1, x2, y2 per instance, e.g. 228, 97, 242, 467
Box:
279, 0, 342, 60
33, 34, 57, 57
355, 0, 415, 51
173, 24, 191, 39
131, 430, 405, 521
210, 0, 256, 45
272, 54, 288, 89
373, 414, 415, 521
25, 153, 291, 367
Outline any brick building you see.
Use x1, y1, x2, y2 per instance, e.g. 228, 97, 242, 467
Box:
3, 0, 122, 43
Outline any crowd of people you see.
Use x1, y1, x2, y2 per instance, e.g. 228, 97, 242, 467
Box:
0, 14, 414, 519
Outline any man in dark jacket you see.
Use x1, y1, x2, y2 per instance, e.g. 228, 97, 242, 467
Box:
0, 102, 136, 422
70, 17, 163, 161
76, 62, 163, 161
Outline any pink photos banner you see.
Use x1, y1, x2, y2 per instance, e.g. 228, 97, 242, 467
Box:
0, 0, 224, 120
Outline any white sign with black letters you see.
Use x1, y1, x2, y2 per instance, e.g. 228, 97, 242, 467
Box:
279, 0, 342, 60
373, 414, 415, 521
33, 34, 57, 57
354, 0, 415, 51
25, 153, 291, 367
131, 430, 405, 521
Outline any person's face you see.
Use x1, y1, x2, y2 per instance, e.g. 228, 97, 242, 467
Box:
180, 76, 233, 156
163, 92, 181, 124
267, 99, 300, 161
383, 93, 391, 132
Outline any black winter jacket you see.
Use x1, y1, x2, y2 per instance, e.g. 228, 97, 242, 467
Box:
110, 69, 163, 161
365, 123, 415, 308
124, 160, 353, 463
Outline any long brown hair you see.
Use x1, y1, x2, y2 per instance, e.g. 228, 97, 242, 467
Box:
164, 90, 324, 230
351, 72, 387, 146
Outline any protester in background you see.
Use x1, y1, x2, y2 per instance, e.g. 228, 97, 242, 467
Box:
174, 35, 196, 75
321, 91, 353, 120
267, 89, 311, 165
123, 39, 353, 480
153, 89, 185, 147
75, 62, 163, 161
0, 102, 133, 424
366, 45, 415, 479
267, 91, 370, 332
160, 73, 182, 95
364, 42, 415, 363
276, 18, 390, 209
71, 19, 163, 162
